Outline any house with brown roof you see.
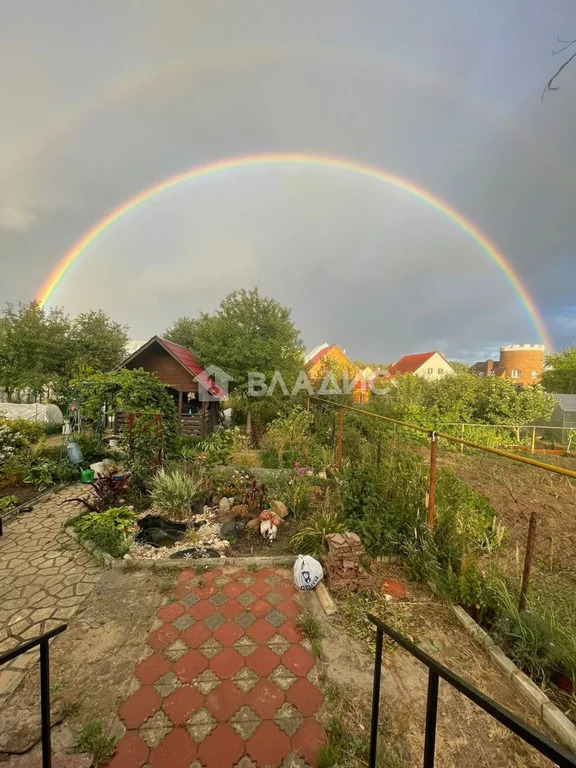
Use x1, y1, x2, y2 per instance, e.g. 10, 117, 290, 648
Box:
120, 336, 225, 436
386, 352, 454, 380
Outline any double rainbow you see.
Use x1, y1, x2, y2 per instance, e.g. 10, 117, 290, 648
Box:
35, 152, 552, 350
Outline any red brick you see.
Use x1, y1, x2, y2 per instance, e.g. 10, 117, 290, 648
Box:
292, 718, 325, 766
163, 685, 204, 725
249, 678, 285, 719
134, 653, 171, 685
181, 622, 211, 649
222, 581, 245, 598
203, 568, 223, 581
245, 620, 276, 644
147, 623, 179, 651
246, 647, 280, 677
249, 598, 272, 618
156, 601, 185, 622
205, 680, 245, 721
218, 599, 244, 620
278, 619, 303, 643
188, 601, 217, 620
210, 648, 244, 679
173, 649, 207, 683
173, 583, 193, 599
107, 731, 149, 768
197, 722, 244, 768
282, 645, 315, 677
178, 567, 196, 582
149, 727, 197, 768
277, 598, 301, 618
248, 580, 271, 598
246, 721, 291, 767
286, 678, 324, 717
119, 685, 162, 728
213, 621, 243, 646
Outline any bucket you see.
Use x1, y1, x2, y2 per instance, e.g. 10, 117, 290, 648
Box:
80, 468, 95, 483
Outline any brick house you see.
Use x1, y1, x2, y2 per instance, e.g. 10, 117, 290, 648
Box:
470, 344, 544, 386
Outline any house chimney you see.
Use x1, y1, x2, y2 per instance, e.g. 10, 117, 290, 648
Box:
485, 359, 494, 375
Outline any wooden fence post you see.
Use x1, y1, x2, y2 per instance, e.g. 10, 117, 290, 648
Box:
519, 511, 538, 611
428, 431, 438, 530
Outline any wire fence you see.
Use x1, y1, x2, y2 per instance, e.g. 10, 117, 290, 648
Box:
308, 395, 576, 611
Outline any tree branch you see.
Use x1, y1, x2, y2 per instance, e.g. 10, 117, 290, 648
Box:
542, 38, 576, 100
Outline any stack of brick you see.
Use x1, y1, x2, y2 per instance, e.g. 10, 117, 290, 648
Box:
324, 532, 372, 591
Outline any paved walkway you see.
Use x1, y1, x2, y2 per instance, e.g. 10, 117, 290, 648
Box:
0, 487, 102, 707
110, 567, 325, 768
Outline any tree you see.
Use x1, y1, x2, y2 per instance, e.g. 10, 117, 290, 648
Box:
68, 310, 128, 373
541, 346, 576, 394
164, 316, 198, 351
447, 361, 470, 374
473, 378, 556, 439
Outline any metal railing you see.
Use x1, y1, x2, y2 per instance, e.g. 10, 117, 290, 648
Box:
368, 615, 576, 768
0, 624, 67, 768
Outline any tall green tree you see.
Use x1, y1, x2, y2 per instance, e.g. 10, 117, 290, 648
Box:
164, 316, 198, 351
541, 346, 576, 394
473, 378, 556, 438
68, 310, 129, 373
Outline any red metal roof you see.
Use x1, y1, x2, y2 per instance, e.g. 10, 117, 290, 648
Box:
157, 338, 227, 398
307, 344, 337, 366
388, 352, 437, 376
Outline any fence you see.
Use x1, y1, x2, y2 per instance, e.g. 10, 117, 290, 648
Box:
308, 395, 576, 609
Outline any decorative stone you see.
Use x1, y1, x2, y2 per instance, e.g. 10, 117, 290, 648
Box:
218, 497, 231, 514
220, 522, 237, 541
232, 504, 251, 518
186, 708, 217, 743
246, 518, 261, 530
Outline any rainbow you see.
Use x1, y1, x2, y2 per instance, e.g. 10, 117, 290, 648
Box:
36, 152, 553, 350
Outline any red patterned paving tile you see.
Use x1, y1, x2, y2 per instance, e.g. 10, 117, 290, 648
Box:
245, 619, 276, 644
178, 567, 196, 583
249, 678, 285, 719
282, 645, 315, 677
205, 680, 245, 721
277, 598, 301, 618
292, 718, 325, 767
188, 601, 217, 620
119, 685, 162, 729
278, 619, 303, 643
147, 623, 179, 651
195, 583, 218, 599
197, 722, 244, 768
148, 727, 197, 768
156, 601, 185, 622
134, 653, 171, 685
248, 580, 271, 598
246, 721, 291, 767
286, 678, 324, 717
181, 622, 211, 649
222, 581, 245, 599
107, 730, 149, 768
210, 648, 244, 679
203, 568, 224, 581
173, 649, 207, 683
163, 685, 204, 725
219, 599, 244, 620
213, 621, 244, 646
249, 598, 272, 619
253, 567, 273, 579
246, 647, 280, 677
276, 581, 298, 598
173, 582, 193, 599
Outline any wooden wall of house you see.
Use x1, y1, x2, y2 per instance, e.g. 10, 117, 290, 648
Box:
125, 344, 198, 392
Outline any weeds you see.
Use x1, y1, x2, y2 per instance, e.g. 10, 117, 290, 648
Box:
72, 721, 116, 767
297, 613, 324, 641
312, 638, 323, 658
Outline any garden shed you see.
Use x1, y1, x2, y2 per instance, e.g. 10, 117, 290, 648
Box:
535, 394, 576, 444
119, 336, 224, 437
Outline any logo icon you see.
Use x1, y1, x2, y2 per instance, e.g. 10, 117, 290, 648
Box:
197, 365, 234, 401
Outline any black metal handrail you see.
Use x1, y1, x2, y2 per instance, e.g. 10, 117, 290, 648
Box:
367, 614, 576, 768
0, 624, 67, 768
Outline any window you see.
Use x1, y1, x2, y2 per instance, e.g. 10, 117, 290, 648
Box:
427, 367, 433, 374
511, 370, 521, 379
438, 368, 444, 375
531, 370, 539, 379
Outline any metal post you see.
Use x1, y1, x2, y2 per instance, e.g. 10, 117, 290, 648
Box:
40, 639, 52, 768
423, 669, 439, 768
336, 408, 344, 470
306, 396, 310, 412
376, 438, 382, 470
519, 510, 538, 611
531, 426, 536, 455
428, 431, 438, 530
460, 424, 464, 454
368, 627, 384, 768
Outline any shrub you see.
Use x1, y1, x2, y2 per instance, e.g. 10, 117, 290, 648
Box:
290, 506, 347, 556
0, 418, 44, 444
73, 506, 136, 558
199, 427, 240, 466
65, 475, 131, 513
150, 468, 203, 519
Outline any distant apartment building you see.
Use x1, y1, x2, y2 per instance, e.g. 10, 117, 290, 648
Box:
470, 344, 544, 386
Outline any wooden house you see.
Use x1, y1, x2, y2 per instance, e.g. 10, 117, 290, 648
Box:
120, 336, 225, 436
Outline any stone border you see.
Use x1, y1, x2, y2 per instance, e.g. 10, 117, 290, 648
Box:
65, 526, 296, 570
451, 604, 576, 753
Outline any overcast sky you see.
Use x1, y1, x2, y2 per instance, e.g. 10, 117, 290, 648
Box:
1, 0, 575, 363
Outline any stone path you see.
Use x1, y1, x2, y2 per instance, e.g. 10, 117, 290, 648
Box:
109, 567, 325, 768
0, 487, 102, 707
